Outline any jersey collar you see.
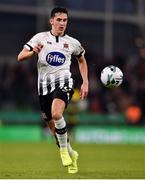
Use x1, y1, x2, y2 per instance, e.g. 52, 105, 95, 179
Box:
49, 31, 65, 42
50, 30, 65, 37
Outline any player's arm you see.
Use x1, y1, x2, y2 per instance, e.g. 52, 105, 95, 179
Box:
77, 55, 89, 100
17, 48, 34, 62
17, 43, 43, 62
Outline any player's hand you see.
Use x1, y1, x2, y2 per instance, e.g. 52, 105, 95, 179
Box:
33, 43, 43, 54
80, 81, 88, 100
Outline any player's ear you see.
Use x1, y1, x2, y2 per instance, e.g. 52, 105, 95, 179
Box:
49, 18, 53, 25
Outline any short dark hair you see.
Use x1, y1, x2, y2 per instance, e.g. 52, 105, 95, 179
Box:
50, 7, 68, 18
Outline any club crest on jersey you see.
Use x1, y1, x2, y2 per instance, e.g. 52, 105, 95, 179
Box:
63, 43, 69, 49
46, 52, 66, 66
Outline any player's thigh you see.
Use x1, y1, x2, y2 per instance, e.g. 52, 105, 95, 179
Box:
51, 88, 74, 119
51, 98, 65, 119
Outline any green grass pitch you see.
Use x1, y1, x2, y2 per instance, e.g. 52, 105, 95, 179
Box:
0, 142, 145, 179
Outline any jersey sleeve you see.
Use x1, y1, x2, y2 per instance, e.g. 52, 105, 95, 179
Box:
24, 33, 40, 51
72, 39, 85, 58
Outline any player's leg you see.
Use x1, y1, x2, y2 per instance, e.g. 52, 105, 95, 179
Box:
48, 120, 72, 152
51, 88, 79, 172
48, 119, 78, 173
39, 95, 73, 156
39, 91, 78, 172
48, 121, 78, 173
51, 98, 72, 166
39, 93, 72, 166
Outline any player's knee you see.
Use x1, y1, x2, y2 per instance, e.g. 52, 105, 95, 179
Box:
52, 111, 62, 120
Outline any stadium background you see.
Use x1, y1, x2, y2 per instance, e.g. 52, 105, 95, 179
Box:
0, 1, 145, 178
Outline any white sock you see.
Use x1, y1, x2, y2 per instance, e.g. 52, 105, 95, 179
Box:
54, 117, 67, 148
67, 141, 73, 156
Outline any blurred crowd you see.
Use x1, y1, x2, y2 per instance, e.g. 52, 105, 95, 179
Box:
87, 51, 145, 124
0, 51, 145, 124
0, 58, 39, 110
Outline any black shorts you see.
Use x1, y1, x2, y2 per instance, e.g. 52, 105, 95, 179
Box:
39, 87, 74, 121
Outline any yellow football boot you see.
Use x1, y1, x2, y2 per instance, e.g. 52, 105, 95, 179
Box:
68, 150, 79, 174
60, 147, 72, 167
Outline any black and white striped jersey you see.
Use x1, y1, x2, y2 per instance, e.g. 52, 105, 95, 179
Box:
24, 31, 85, 95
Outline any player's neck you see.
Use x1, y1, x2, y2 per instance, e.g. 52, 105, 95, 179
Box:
50, 30, 65, 37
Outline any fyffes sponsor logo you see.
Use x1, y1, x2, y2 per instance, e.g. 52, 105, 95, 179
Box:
46, 52, 65, 66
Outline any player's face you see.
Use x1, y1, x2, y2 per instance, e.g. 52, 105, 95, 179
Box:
50, 13, 68, 36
